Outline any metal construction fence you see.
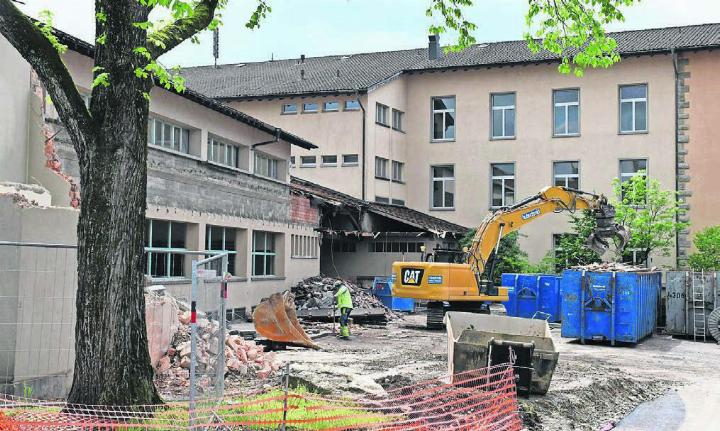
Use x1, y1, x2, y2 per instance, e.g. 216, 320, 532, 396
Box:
0, 363, 523, 430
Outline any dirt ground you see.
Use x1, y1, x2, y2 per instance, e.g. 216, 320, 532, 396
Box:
275, 314, 719, 431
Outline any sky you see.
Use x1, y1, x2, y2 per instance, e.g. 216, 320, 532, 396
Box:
18, 0, 720, 68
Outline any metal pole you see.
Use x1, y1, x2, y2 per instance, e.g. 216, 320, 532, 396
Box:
218, 254, 228, 399
281, 362, 290, 431
190, 259, 198, 429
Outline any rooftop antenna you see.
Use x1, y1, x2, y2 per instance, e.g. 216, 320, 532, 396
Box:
213, 28, 219, 68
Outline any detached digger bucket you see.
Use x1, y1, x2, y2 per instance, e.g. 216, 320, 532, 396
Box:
253, 292, 319, 349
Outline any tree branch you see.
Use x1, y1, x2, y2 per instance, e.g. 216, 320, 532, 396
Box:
147, 0, 219, 59
0, 0, 93, 158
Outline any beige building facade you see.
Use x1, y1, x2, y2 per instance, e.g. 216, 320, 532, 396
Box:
182, 25, 720, 266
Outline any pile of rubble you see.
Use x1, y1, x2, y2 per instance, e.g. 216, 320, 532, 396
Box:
291, 276, 399, 318
570, 262, 659, 272
147, 292, 280, 396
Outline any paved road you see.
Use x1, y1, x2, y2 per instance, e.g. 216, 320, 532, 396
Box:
615, 381, 720, 430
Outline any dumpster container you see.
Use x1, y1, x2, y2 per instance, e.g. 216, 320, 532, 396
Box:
665, 271, 720, 341
561, 270, 661, 345
445, 312, 559, 395
372, 276, 415, 312
501, 274, 562, 322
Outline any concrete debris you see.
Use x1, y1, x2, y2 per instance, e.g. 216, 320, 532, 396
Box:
291, 276, 400, 320
570, 262, 658, 272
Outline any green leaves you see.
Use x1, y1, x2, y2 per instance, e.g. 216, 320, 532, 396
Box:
35, 10, 68, 54
611, 171, 688, 264
246, 0, 271, 29
525, 0, 636, 76
688, 226, 720, 270
426, 0, 477, 52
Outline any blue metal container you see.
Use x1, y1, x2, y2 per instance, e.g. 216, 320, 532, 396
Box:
501, 274, 562, 322
373, 276, 415, 312
560, 270, 661, 345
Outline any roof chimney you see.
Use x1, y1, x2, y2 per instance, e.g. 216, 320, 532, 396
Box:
300, 54, 306, 63
428, 34, 441, 60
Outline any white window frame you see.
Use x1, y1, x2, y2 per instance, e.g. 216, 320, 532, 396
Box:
302, 102, 318, 113
254, 152, 279, 179
321, 155, 338, 166
375, 196, 390, 204
491, 92, 516, 139
281, 103, 298, 115
323, 101, 339, 112
391, 198, 405, 206
375, 157, 389, 179
431, 165, 455, 210
392, 109, 404, 132
252, 231, 276, 277
146, 219, 187, 278
619, 158, 648, 183
291, 235, 317, 259
207, 136, 242, 169
300, 155, 317, 168
490, 163, 515, 208
344, 100, 361, 111
553, 89, 580, 137
342, 154, 359, 166
392, 160, 404, 182
376, 103, 389, 126
619, 84, 648, 134
148, 117, 190, 154
431, 96, 456, 141
553, 161, 580, 189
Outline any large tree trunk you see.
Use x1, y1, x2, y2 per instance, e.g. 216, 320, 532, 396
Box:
66, 0, 160, 405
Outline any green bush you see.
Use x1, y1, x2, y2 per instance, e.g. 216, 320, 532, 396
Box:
688, 226, 720, 270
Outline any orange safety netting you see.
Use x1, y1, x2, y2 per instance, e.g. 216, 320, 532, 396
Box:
0, 364, 522, 431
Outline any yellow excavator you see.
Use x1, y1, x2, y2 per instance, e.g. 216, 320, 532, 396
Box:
392, 186, 630, 328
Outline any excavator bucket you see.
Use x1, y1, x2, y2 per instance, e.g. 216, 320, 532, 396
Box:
586, 202, 631, 254
253, 292, 319, 349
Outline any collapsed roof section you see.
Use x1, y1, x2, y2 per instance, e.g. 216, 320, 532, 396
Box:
290, 176, 468, 239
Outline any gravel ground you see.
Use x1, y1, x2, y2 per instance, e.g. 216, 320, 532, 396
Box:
275, 314, 719, 431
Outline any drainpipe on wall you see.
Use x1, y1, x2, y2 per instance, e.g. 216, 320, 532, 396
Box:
671, 47, 681, 267
355, 91, 367, 201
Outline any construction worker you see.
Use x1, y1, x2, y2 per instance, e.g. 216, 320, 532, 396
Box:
334, 280, 353, 338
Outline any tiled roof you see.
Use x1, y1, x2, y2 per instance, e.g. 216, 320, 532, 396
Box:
50, 27, 316, 149
181, 23, 720, 99
290, 177, 468, 236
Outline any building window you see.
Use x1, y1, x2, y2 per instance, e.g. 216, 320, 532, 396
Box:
432, 96, 456, 141
207, 137, 241, 168
391, 198, 405, 206
321, 155, 338, 166
375, 196, 390, 204
491, 163, 515, 208
619, 84, 647, 133
290, 156, 296, 167
553, 89, 580, 136
392, 109, 404, 132
370, 241, 425, 253
300, 156, 316, 167
206, 225, 237, 275
303, 102, 318, 113
254, 152, 279, 179
252, 231, 276, 277
619, 159, 648, 203
342, 154, 359, 166
145, 220, 186, 278
375, 157, 389, 179
376, 103, 389, 126
291, 235, 318, 258
281, 104, 297, 114
491, 92, 516, 139
392, 160, 404, 182
331, 240, 357, 253
148, 118, 190, 154
431, 165, 455, 209
553, 161, 579, 189
323, 101, 339, 112
344, 100, 360, 111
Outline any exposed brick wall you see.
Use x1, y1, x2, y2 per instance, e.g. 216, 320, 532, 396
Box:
290, 194, 318, 225
676, 54, 691, 268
